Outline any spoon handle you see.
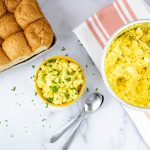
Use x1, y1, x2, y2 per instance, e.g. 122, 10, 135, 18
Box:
49, 110, 84, 143
61, 112, 86, 150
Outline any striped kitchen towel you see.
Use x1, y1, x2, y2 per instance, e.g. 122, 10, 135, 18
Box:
73, 0, 150, 148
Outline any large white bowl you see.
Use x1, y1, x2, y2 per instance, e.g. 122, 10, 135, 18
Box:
101, 19, 150, 111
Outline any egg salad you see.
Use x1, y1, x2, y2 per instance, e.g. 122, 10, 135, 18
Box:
35, 57, 85, 106
105, 24, 150, 107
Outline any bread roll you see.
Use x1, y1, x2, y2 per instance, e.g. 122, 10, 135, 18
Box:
4, 0, 21, 13
24, 18, 54, 52
0, 47, 10, 65
0, 13, 22, 39
0, 37, 3, 46
0, 0, 7, 18
14, 0, 43, 29
2, 32, 32, 60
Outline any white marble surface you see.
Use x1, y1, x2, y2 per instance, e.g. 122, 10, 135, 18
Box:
0, 0, 150, 150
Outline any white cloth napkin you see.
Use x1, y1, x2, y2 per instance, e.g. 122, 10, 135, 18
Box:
73, 0, 150, 147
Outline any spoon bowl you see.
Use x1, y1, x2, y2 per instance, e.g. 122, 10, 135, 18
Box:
85, 92, 104, 112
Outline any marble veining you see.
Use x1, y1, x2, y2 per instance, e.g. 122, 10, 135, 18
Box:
0, 0, 150, 150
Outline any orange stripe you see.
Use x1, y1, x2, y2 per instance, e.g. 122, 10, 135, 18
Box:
145, 112, 150, 120
122, 0, 137, 20
86, 19, 104, 48
115, 0, 129, 22
96, 4, 124, 36
92, 16, 108, 41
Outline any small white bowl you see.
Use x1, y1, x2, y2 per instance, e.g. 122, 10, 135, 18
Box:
101, 19, 150, 111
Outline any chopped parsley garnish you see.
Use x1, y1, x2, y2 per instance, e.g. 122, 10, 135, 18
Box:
48, 59, 55, 63
95, 88, 98, 91
65, 54, 68, 56
86, 88, 89, 92
67, 71, 70, 75
42, 74, 47, 81
42, 119, 46, 122
61, 47, 66, 51
31, 99, 34, 102
32, 65, 35, 69
92, 73, 95, 75
11, 86, 16, 91
35, 92, 37, 96
66, 78, 71, 82
78, 40, 83, 46
58, 79, 61, 83
30, 75, 35, 79
86, 64, 88, 68
48, 97, 53, 103
52, 86, 58, 93
46, 103, 48, 108
64, 93, 70, 99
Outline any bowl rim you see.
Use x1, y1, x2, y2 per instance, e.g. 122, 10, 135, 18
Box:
101, 19, 150, 111
34, 55, 86, 107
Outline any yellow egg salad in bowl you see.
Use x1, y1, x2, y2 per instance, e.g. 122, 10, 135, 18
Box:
35, 56, 86, 107
101, 20, 150, 110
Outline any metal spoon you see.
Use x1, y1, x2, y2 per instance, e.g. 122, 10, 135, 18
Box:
61, 92, 104, 150
49, 92, 104, 144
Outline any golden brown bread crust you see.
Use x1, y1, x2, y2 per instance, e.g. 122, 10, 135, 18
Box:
0, 0, 7, 18
0, 0, 55, 72
0, 13, 22, 39
14, 0, 43, 29
24, 18, 54, 51
2, 31, 32, 60
4, 0, 21, 13
0, 47, 10, 65
0, 37, 3, 46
